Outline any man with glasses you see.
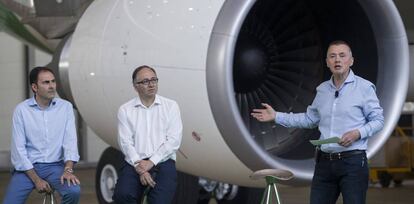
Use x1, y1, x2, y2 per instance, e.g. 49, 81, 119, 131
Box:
113, 65, 183, 204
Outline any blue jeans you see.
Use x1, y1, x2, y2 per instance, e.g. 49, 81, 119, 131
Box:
310, 152, 368, 204
3, 162, 81, 204
113, 159, 177, 204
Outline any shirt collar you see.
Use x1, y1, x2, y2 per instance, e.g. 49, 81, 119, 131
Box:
134, 95, 161, 108
28, 96, 57, 108
329, 69, 355, 88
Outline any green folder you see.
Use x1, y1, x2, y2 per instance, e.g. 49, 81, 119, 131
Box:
310, 137, 340, 146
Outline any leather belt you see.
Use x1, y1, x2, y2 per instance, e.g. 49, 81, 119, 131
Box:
319, 150, 365, 161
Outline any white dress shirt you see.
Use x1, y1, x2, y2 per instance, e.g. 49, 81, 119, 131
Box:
117, 95, 183, 166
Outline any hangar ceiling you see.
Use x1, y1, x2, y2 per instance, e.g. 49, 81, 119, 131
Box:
0, 0, 413, 52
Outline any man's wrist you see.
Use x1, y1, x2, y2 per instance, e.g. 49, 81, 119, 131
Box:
64, 167, 74, 174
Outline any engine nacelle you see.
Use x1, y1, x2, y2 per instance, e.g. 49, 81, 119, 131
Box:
58, 0, 409, 187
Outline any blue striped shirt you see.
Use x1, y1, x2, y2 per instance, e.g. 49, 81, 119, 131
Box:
10, 97, 80, 171
275, 70, 384, 153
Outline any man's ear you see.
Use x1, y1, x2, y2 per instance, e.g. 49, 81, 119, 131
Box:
31, 83, 37, 93
133, 84, 140, 92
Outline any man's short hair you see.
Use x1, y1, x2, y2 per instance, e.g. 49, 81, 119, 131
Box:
328, 40, 353, 56
132, 65, 157, 83
29, 66, 55, 85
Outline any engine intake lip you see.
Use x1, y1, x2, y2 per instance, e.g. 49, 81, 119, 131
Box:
206, 0, 409, 184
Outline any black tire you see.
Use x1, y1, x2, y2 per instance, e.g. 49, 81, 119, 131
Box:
171, 172, 263, 204
95, 147, 124, 204
172, 171, 201, 204
217, 187, 262, 204
378, 171, 392, 188
197, 186, 262, 204
393, 179, 403, 186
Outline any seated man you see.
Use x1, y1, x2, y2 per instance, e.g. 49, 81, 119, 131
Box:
113, 65, 183, 204
3, 67, 81, 204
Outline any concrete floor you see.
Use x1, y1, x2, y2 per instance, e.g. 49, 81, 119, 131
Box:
1, 168, 413, 204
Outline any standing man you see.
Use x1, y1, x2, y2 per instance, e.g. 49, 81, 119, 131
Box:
113, 65, 183, 204
3, 67, 81, 204
251, 40, 384, 204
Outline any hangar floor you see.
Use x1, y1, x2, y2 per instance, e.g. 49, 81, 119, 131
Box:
0, 168, 413, 204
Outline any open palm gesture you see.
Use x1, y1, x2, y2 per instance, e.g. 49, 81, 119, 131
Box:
251, 103, 276, 122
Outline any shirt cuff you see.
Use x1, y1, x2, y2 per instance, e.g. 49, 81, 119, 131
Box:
150, 154, 162, 166
275, 112, 284, 124
14, 162, 34, 171
358, 126, 368, 139
64, 154, 80, 163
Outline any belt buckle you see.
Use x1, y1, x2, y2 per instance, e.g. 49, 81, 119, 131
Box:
329, 152, 341, 160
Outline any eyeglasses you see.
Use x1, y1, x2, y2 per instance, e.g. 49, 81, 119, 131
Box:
135, 77, 159, 86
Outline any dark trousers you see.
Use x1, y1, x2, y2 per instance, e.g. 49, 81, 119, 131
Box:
113, 159, 177, 204
310, 152, 368, 204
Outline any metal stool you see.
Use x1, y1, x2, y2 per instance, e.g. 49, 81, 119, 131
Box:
42, 191, 57, 204
250, 169, 293, 204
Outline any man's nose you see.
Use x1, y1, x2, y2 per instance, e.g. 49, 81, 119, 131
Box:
334, 57, 341, 62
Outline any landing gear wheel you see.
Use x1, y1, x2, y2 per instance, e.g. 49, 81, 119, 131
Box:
394, 179, 403, 187
378, 171, 392, 188
172, 171, 201, 204
217, 187, 262, 204
96, 147, 124, 204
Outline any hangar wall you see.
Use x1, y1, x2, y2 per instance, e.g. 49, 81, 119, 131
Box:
0, 32, 108, 168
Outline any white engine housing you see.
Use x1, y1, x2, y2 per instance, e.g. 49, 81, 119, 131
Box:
59, 0, 409, 187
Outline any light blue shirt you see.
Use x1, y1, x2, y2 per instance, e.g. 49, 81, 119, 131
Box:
10, 97, 80, 171
275, 70, 384, 153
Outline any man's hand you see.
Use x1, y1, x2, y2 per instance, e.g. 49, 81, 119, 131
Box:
136, 160, 154, 175
25, 169, 52, 193
34, 178, 52, 193
339, 129, 361, 147
139, 172, 156, 188
60, 170, 80, 187
251, 103, 276, 122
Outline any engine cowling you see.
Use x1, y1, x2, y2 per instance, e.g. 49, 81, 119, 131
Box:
57, 0, 409, 187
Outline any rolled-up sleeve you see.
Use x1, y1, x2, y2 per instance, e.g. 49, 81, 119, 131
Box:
275, 103, 320, 129
358, 84, 384, 139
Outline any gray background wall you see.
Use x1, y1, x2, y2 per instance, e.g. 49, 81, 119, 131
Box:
0, 32, 108, 168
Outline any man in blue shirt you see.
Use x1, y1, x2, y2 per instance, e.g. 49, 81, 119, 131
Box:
3, 67, 81, 204
251, 40, 384, 204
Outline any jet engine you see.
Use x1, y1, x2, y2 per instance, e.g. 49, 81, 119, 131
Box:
53, 0, 409, 203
